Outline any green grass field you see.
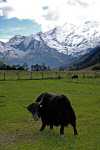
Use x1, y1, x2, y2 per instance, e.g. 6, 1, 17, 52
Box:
0, 78, 100, 150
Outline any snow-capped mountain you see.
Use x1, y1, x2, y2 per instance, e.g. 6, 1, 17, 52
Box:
44, 21, 100, 56
0, 21, 100, 68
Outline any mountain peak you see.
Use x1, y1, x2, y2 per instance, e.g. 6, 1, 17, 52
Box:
8, 35, 26, 45
84, 21, 100, 28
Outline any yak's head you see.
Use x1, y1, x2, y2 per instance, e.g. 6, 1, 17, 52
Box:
21, 98, 43, 121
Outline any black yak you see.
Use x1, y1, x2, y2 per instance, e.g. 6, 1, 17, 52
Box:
22, 92, 78, 135
72, 75, 78, 79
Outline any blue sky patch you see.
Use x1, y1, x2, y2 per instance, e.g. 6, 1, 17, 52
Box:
42, 6, 49, 10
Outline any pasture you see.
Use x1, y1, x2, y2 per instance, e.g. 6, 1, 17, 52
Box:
0, 76, 100, 149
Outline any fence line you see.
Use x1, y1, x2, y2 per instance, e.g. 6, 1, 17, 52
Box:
0, 71, 100, 81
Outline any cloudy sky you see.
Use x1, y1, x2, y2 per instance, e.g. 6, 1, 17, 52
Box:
0, 0, 100, 42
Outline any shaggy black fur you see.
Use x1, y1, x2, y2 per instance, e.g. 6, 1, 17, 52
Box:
27, 92, 78, 135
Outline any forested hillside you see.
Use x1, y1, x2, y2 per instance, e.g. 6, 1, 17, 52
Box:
64, 47, 100, 70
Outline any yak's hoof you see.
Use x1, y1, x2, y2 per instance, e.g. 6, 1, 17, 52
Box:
60, 131, 64, 135
50, 126, 53, 130
40, 128, 44, 131
74, 131, 78, 135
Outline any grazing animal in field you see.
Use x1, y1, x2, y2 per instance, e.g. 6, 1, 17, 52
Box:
72, 75, 78, 79
58, 74, 62, 79
22, 92, 78, 135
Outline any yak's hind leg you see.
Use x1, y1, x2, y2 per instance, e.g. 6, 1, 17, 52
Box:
60, 124, 64, 135
70, 121, 78, 135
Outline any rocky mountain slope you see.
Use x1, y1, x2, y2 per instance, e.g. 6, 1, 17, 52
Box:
0, 21, 100, 68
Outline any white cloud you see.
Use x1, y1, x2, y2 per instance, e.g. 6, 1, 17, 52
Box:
0, 38, 9, 42
0, 0, 100, 31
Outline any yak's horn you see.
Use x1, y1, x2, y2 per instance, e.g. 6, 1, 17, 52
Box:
21, 104, 28, 108
38, 97, 43, 105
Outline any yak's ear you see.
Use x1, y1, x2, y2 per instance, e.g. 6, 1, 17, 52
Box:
38, 97, 43, 105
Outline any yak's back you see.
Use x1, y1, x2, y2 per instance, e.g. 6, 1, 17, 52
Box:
48, 94, 71, 112
36, 92, 53, 103
36, 92, 71, 110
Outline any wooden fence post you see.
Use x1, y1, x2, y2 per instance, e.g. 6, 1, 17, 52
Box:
68, 72, 70, 79
42, 72, 44, 79
55, 72, 57, 79
66, 72, 68, 79
95, 71, 97, 78
30, 72, 32, 80
83, 72, 85, 79
17, 73, 19, 80
4, 73, 5, 80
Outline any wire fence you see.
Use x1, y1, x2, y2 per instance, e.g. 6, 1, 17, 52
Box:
0, 70, 100, 81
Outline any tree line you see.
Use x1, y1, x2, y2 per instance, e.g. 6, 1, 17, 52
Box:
31, 63, 51, 71
0, 62, 51, 71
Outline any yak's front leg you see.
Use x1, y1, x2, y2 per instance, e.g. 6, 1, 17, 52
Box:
50, 123, 53, 130
40, 123, 46, 131
74, 127, 78, 135
60, 124, 64, 135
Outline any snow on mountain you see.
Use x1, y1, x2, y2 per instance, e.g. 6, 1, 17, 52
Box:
44, 21, 100, 56
0, 21, 100, 68
23, 34, 34, 47
0, 41, 6, 53
8, 35, 26, 46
